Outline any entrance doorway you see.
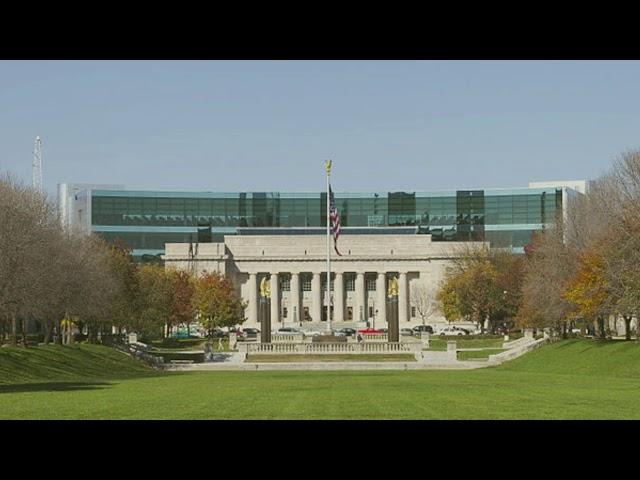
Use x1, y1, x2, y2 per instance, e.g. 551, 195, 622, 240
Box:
321, 306, 334, 322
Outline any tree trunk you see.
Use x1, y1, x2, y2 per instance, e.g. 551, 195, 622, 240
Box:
624, 316, 632, 341
11, 313, 17, 346
43, 320, 52, 344
561, 321, 567, 339
67, 318, 73, 345
87, 324, 97, 344
21, 318, 28, 348
55, 320, 63, 345
597, 317, 606, 339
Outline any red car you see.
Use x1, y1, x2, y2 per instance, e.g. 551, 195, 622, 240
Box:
357, 328, 384, 334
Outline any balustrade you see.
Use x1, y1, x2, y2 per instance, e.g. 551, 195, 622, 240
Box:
243, 341, 421, 355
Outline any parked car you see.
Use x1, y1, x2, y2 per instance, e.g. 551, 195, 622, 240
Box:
357, 328, 384, 335
209, 328, 227, 338
335, 327, 357, 337
400, 328, 414, 336
439, 326, 468, 336
242, 328, 260, 339
412, 325, 434, 334
233, 331, 246, 341
276, 327, 301, 335
302, 329, 324, 337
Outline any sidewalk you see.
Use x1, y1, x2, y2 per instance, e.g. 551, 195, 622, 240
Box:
166, 358, 489, 371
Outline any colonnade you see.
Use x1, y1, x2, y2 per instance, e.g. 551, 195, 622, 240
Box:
245, 270, 410, 326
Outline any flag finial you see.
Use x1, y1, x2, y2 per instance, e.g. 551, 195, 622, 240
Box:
324, 159, 332, 174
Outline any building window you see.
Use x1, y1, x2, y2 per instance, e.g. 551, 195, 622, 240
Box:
303, 306, 310, 321
283, 307, 288, 318
345, 274, 355, 291
411, 306, 416, 318
302, 274, 312, 291
366, 276, 377, 291
347, 306, 353, 320
321, 274, 334, 291
369, 306, 374, 318
280, 275, 290, 291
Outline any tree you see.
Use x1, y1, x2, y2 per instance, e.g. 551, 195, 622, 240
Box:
193, 272, 246, 335
105, 239, 141, 338
435, 278, 462, 324
410, 283, 439, 325
136, 264, 173, 340
0, 173, 60, 345
168, 269, 196, 337
563, 249, 610, 338
602, 151, 640, 341
517, 225, 577, 336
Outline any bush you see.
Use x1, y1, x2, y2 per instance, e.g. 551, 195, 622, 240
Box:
100, 334, 126, 346
26, 334, 44, 343
159, 338, 182, 348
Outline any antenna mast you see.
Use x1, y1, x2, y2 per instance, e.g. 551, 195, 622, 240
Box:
33, 136, 43, 193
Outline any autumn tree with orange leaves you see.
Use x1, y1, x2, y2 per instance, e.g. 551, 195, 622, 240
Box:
193, 272, 246, 335
563, 250, 610, 338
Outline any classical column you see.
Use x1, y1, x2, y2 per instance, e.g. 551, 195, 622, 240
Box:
248, 273, 258, 325
270, 273, 280, 324
334, 272, 344, 323
376, 272, 387, 325
290, 272, 301, 325
398, 272, 408, 325
311, 272, 322, 322
355, 272, 365, 323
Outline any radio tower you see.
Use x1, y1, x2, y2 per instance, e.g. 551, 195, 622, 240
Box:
33, 136, 43, 193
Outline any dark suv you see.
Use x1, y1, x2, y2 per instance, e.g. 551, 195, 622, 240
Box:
412, 325, 434, 334
336, 327, 357, 337
242, 328, 260, 339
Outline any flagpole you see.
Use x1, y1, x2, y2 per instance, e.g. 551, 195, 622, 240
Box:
325, 159, 332, 334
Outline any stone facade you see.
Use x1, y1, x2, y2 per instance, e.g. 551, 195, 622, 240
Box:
163, 234, 489, 330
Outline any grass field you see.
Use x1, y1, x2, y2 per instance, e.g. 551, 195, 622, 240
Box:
427, 337, 504, 351
1, 339, 640, 419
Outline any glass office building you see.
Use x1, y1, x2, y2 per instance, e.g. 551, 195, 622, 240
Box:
61, 181, 585, 259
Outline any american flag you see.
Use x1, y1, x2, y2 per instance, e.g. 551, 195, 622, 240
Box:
329, 185, 342, 256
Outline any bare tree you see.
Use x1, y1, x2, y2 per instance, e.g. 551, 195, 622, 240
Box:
0, 173, 117, 346
0, 173, 60, 345
410, 283, 438, 326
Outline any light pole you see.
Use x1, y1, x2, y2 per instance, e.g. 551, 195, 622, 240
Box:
501, 290, 508, 335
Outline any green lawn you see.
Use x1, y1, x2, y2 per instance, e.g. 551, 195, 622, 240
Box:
1, 340, 640, 419
426, 337, 504, 351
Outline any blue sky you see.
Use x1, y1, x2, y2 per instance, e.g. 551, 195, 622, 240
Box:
1, 60, 639, 197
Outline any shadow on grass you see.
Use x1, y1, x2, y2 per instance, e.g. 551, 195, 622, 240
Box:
0, 382, 113, 394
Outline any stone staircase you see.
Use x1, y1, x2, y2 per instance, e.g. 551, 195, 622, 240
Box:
503, 336, 533, 349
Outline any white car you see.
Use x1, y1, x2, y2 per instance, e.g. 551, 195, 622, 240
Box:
302, 329, 324, 337
438, 326, 467, 336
